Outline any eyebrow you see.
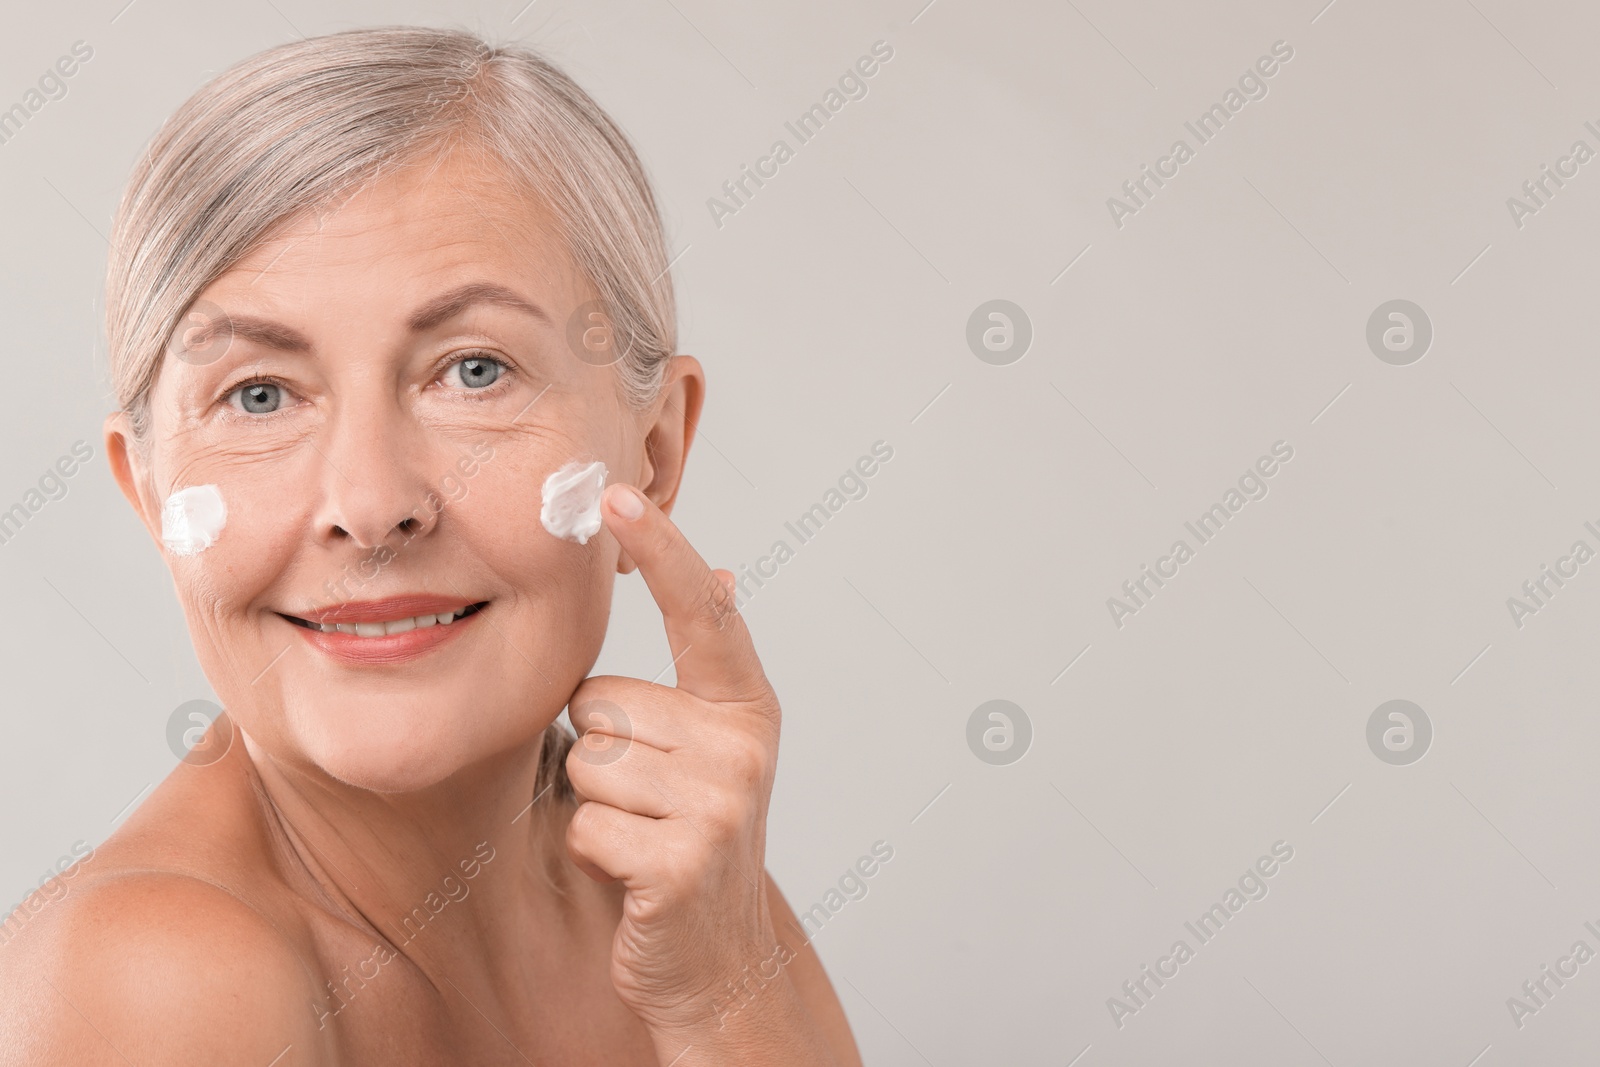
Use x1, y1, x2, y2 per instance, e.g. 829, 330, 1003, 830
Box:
407, 282, 553, 333
212, 282, 553, 352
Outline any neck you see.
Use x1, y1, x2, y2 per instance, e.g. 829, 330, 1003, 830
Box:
237, 726, 581, 1010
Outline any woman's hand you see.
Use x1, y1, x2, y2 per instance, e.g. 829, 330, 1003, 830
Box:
564, 482, 837, 1065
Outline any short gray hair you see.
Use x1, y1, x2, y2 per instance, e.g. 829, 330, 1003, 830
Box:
105, 23, 677, 442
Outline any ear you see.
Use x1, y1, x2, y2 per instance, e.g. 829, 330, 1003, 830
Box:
617, 354, 704, 577
104, 410, 165, 552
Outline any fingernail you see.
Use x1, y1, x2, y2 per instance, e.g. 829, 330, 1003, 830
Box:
612, 484, 645, 521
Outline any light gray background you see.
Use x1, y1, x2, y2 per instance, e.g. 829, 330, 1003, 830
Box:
3, 0, 1597, 1063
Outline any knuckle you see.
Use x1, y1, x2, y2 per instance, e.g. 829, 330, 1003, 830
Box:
736, 735, 774, 783
701, 572, 740, 632
724, 733, 771, 789
648, 528, 679, 563
564, 741, 597, 783
698, 786, 742, 833
663, 852, 699, 890
569, 676, 622, 715
571, 686, 624, 722
566, 801, 596, 845
570, 699, 634, 764
691, 589, 727, 635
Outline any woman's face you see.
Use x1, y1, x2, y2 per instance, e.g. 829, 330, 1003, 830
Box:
108, 149, 696, 792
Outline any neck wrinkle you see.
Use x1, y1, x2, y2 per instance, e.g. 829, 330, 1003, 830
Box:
236, 724, 568, 1006
241, 735, 398, 948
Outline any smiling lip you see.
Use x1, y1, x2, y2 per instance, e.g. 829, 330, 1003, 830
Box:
294, 595, 481, 627
279, 595, 489, 666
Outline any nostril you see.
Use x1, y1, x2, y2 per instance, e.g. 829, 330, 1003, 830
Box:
397, 517, 420, 535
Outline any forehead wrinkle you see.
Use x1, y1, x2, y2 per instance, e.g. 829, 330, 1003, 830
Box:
202, 165, 580, 371
231, 150, 568, 297
237, 220, 551, 306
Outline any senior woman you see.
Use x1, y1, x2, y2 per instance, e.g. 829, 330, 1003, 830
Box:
0, 25, 861, 1066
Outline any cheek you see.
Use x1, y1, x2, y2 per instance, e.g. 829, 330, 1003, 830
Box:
468, 445, 617, 592
464, 436, 622, 637
160, 454, 318, 636
471, 409, 630, 550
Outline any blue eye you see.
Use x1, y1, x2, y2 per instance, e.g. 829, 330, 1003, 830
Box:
445, 355, 505, 390
230, 382, 284, 414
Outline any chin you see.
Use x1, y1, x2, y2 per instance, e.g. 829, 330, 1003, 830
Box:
291, 693, 524, 794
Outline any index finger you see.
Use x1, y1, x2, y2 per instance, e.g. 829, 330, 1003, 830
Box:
601, 481, 768, 704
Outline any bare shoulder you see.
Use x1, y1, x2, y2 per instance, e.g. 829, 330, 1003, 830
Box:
0, 867, 332, 1066
764, 869, 863, 1067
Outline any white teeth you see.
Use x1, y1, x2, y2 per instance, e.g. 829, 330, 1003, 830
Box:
311, 608, 472, 636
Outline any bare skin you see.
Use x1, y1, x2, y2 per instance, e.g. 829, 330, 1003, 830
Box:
0, 144, 861, 1066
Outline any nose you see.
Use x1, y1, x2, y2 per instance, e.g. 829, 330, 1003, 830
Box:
310, 400, 441, 550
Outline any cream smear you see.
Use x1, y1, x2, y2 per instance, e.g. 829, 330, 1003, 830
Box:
540, 460, 607, 544
161, 484, 227, 556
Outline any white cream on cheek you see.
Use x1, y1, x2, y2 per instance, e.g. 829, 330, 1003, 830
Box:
161, 484, 228, 556
540, 460, 608, 544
